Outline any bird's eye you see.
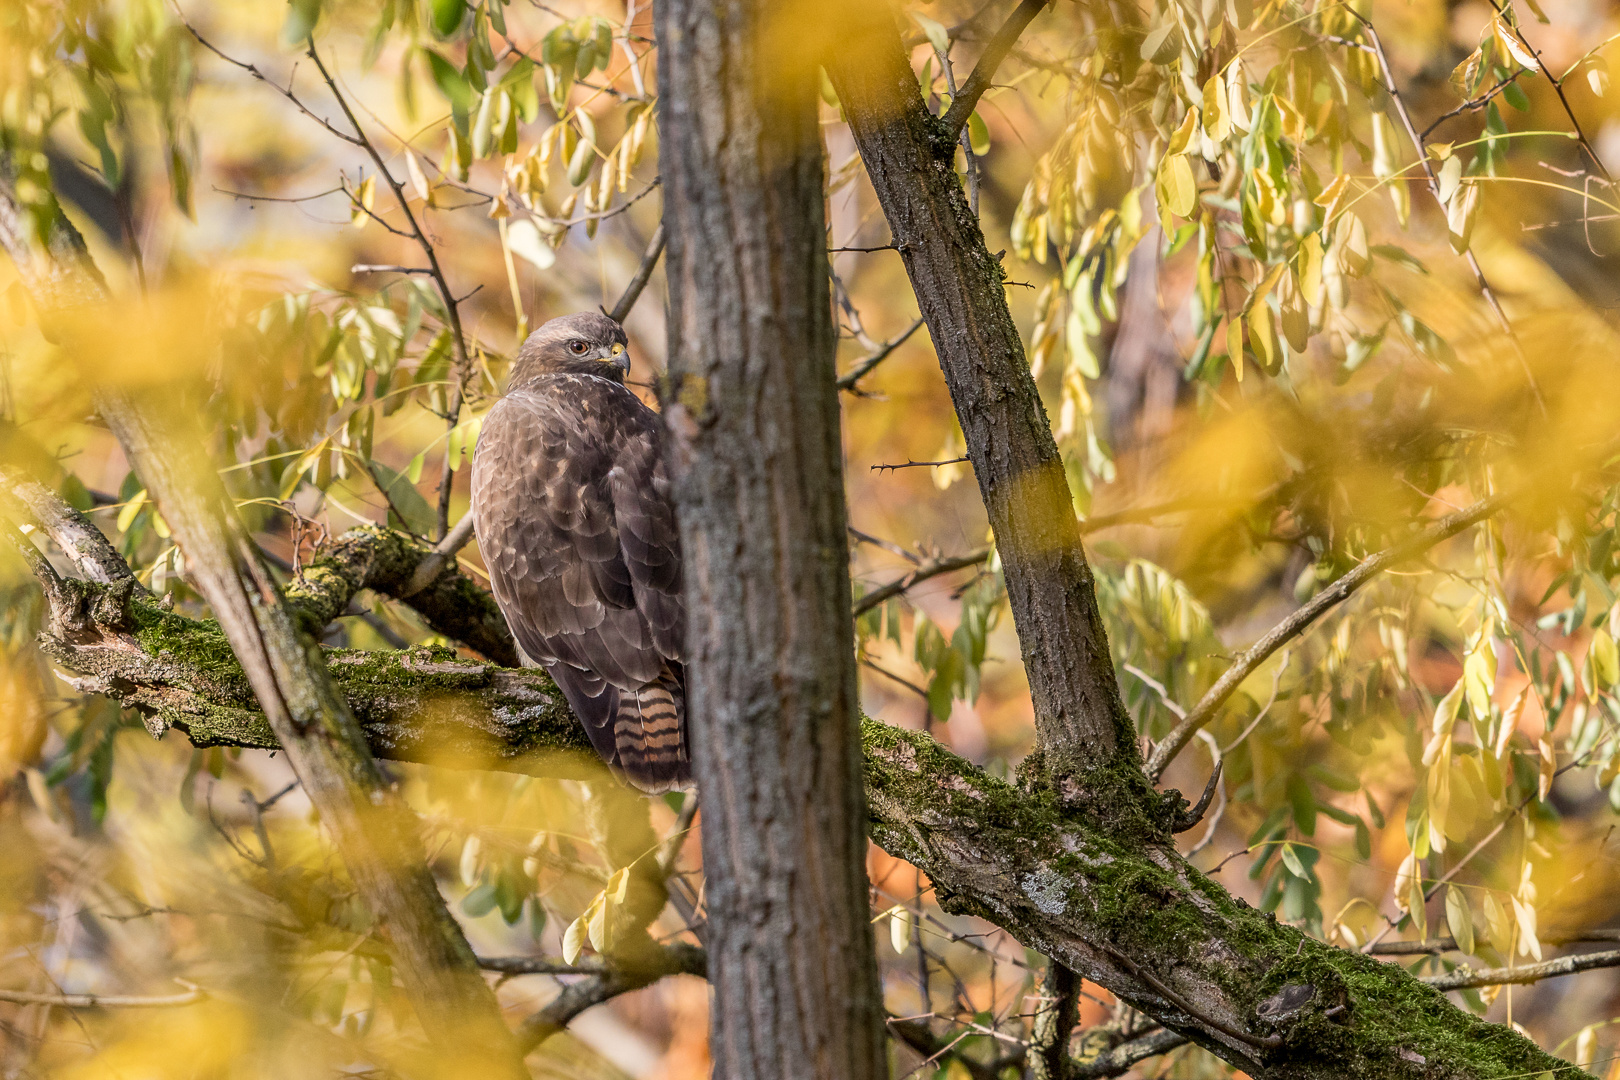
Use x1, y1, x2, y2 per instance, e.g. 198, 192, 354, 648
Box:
568, 340, 589, 355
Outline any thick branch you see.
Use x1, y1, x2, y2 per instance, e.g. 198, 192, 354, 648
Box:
1144, 493, 1509, 781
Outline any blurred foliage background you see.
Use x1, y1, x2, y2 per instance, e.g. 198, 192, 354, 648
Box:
5, 0, 1620, 1074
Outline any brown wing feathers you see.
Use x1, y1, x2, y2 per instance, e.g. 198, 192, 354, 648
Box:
471, 370, 689, 792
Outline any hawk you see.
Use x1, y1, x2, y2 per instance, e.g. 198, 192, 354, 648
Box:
470, 312, 689, 791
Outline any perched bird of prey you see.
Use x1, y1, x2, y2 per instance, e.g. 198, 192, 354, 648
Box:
471, 312, 689, 792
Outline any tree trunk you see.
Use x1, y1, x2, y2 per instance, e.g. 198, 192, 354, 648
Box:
825, 19, 1151, 813
657, 4, 887, 1078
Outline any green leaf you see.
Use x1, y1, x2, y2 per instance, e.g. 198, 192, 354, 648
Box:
1445, 884, 1476, 955
967, 112, 991, 156
461, 883, 498, 917
913, 12, 950, 56
1279, 842, 1307, 879
281, 0, 322, 47
423, 49, 474, 111
431, 0, 466, 38
369, 460, 436, 536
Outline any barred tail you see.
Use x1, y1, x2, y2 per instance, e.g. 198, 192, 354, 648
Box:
613, 670, 689, 793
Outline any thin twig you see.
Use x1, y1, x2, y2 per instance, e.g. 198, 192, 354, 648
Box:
0, 983, 204, 1008
854, 548, 992, 617
1146, 491, 1511, 781
1071, 1028, 1190, 1078
940, 0, 1052, 141
1422, 948, 1620, 991
873, 457, 969, 472
838, 317, 926, 390
352, 264, 434, 275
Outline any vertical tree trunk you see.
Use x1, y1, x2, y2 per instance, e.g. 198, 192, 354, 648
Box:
656, 5, 887, 1077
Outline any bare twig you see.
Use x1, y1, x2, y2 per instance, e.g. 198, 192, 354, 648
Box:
1146, 492, 1510, 781
940, 0, 1052, 141
872, 457, 969, 472
1422, 948, 1620, 991
837, 317, 926, 390
351, 263, 434, 275
607, 224, 665, 324
0, 984, 205, 1008
853, 548, 992, 617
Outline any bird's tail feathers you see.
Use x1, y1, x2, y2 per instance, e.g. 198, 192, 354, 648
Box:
613, 670, 689, 793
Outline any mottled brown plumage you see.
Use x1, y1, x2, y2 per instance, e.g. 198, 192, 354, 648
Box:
470, 312, 688, 791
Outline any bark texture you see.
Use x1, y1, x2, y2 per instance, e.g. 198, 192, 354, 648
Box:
657, 2, 888, 1076
825, 20, 1148, 809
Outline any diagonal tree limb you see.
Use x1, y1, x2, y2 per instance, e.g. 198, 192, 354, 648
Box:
607, 224, 665, 324
1143, 492, 1510, 781
938, 0, 1051, 142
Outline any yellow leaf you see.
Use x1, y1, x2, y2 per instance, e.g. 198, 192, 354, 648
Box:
1226, 61, 1251, 133
1226, 316, 1244, 382
1297, 232, 1323, 308
1497, 686, 1528, 757
587, 894, 609, 951
1166, 107, 1199, 156
1591, 628, 1619, 689
1156, 153, 1197, 218
890, 906, 913, 955
405, 148, 430, 203
459, 835, 481, 888
1463, 630, 1496, 720
1278, 269, 1308, 352
116, 490, 148, 534
1314, 174, 1351, 227
1446, 181, 1480, 254
350, 174, 376, 229
1483, 891, 1513, 954
1202, 74, 1230, 142
1247, 301, 1280, 373
562, 914, 587, 964
1590, 67, 1610, 98
609, 867, 630, 904
1577, 1025, 1598, 1069
1512, 894, 1541, 960
1537, 733, 1555, 801
1445, 884, 1475, 956
1492, 17, 1539, 71
1450, 48, 1483, 99
1392, 852, 1417, 913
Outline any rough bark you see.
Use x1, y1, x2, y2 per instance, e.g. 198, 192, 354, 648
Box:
657, 2, 888, 1077
0, 168, 526, 1076
825, 19, 1149, 811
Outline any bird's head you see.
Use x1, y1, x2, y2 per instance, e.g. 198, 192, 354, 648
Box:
510, 311, 632, 387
